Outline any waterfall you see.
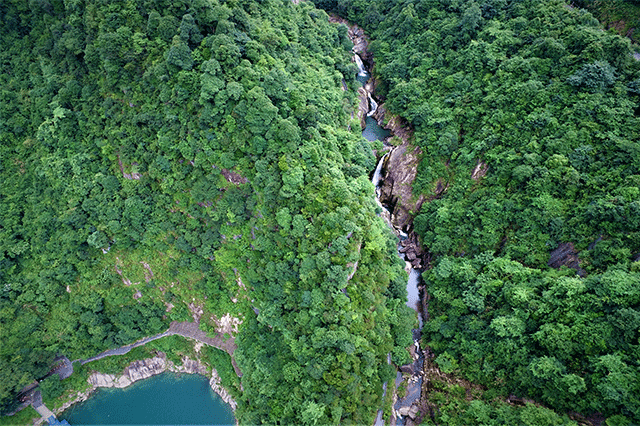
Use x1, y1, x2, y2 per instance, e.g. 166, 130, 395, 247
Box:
354, 54, 368, 77
347, 25, 424, 426
371, 152, 389, 189
373, 152, 423, 328
367, 92, 378, 117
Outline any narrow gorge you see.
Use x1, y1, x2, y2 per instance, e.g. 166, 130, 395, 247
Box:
337, 17, 431, 425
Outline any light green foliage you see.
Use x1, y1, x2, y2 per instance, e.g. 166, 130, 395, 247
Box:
423, 255, 640, 420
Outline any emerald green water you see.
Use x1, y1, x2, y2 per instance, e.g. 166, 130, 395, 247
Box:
62, 373, 235, 425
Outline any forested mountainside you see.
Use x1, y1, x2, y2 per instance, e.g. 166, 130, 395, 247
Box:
315, 0, 640, 423
0, 0, 414, 423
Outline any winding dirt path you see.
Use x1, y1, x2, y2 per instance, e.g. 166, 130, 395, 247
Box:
167, 321, 242, 376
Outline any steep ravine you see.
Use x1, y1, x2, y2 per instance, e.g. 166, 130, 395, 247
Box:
335, 17, 429, 273
333, 16, 430, 426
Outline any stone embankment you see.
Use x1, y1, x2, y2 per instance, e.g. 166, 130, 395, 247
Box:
86, 353, 238, 411
37, 354, 238, 426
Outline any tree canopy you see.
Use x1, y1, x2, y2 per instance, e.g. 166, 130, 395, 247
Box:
314, 0, 640, 423
0, 0, 412, 423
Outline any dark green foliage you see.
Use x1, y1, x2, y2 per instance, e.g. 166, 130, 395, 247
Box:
39, 376, 66, 403
312, 0, 640, 423
567, 60, 616, 91
421, 376, 578, 426
0, 0, 410, 422
423, 256, 640, 419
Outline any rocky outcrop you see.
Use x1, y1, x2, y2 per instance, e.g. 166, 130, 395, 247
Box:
88, 356, 169, 389
85, 354, 237, 411
398, 232, 429, 271
370, 101, 428, 269
210, 369, 238, 411
357, 87, 369, 129
471, 160, 488, 181
548, 242, 586, 277
397, 405, 420, 420
328, 16, 371, 62
349, 25, 370, 62
171, 356, 209, 375
378, 141, 425, 232
372, 103, 412, 145
357, 80, 379, 129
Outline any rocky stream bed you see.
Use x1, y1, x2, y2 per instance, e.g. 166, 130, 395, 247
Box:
332, 16, 432, 426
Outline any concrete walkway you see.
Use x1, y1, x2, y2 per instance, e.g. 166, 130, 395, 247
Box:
75, 321, 242, 376
167, 321, 242, 377
33, 404, 54, 421
49, 356, 73, 380
78, 331, 172, 365
31, 390, 55, 424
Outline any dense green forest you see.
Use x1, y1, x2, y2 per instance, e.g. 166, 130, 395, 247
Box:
314, 0, 640, 423
3, 0, 640, 424
0, 0, 414, 423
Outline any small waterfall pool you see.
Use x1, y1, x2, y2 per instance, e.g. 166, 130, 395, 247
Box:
363, 116, 390, 142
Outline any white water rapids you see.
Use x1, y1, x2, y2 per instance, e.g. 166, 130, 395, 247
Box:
367, 92, 378, 117
354, 53, 368, 77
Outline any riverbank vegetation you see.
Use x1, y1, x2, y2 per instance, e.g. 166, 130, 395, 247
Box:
0, 0, 413, 423
573, 0, 640, 43
313, 0, 640, 423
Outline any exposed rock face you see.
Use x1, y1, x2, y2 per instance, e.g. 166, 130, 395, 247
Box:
350, 25, 370, 61
471, 160, 488, 181
548, 242, 586, 277
210, 369, 238, 411
398, 233, 429, 270
357, 87, 369, 128
372, 103, 413, 145
88, 356, 168, 389
171, 356, 209, 375
356, 80, 381, 129
369, 100, 429, 269
397, 404, 419, 419
328, 15, 371, 62
378, 142, 425, 233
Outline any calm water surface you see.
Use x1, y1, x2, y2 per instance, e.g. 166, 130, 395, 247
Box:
62, 372, 235, 425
